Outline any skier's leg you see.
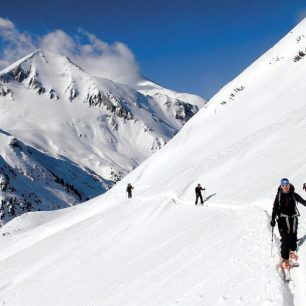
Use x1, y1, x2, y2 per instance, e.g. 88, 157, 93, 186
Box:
200, 194, 203, 204
289, 222, 299, 266
288, 232, 298, 252
291, 219, 298, 252
195, 194, 199, 205
287, 232, 297, 254
278, 227, 292, 280
279, 229, 290, 260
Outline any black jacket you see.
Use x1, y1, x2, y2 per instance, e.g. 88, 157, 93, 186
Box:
126, 186, 133, 193
195, 187, 205, 195
272, 184, 306, 220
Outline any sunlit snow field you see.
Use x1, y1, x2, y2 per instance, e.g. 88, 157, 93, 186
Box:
1, 18, 306, 306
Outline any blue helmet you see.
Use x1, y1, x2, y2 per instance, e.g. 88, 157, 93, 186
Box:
281, 178, 289, 186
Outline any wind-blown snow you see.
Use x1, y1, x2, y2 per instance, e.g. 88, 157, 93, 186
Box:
1, 19, 306, 306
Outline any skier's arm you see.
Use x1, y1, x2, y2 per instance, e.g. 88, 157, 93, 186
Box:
271, 194, 279, 221
294, 193, 306, 206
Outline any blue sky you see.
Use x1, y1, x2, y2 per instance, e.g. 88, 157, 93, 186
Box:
1, 0, 306, 99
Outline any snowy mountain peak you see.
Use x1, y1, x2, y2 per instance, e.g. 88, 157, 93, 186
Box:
0, 49, 205, 119
0, 49, 88, 99
0, 49, 206, 223
0, 49, 81, 75
136, 79, 206, 109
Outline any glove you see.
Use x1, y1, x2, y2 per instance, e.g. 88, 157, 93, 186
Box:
270, 219, 276, 227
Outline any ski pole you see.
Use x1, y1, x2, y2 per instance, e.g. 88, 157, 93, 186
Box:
271, 226, 274, 257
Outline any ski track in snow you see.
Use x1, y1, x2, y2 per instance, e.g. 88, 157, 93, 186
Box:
0, 193, 300, 306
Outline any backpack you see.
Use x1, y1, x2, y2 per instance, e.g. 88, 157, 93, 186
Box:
275, 184, 300, 217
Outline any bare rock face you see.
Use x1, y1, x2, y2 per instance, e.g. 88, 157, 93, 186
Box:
86, 90, 133, 120
0, 65, 30, 83
173, 100, 199, 124
49, 89, 59, 100
0, 84, 12, 97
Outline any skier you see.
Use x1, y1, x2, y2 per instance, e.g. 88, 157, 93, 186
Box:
303, 183, 306, 192
270, 178, 306, 277
195, 183, 205, 205
126, 183, 134, 199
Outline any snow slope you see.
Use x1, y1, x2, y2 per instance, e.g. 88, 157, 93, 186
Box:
2, 19, 306, 306
0, 130, 108, 221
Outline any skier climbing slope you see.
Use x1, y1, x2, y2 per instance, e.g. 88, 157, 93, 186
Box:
270, 178, 306, 282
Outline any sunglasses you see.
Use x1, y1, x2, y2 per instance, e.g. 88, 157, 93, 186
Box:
281, 184, 290, 188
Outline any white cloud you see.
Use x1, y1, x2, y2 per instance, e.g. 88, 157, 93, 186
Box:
0, 18, 141, 86
0, 18, 36, 68
40, 30, 76, 55
0, 17, 15, 29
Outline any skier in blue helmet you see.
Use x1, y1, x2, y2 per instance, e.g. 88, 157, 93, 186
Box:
270, 178, 306, 273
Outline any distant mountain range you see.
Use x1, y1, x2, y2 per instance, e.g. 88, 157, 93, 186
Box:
0, 49, 206, 223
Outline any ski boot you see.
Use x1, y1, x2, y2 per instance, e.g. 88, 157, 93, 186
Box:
282, 259, 291, 282
289, 251, 299, 267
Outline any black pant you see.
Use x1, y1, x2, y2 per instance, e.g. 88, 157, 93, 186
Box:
127, 192, 132, 198
278, 217, 298, 260
195, 193, 203, 205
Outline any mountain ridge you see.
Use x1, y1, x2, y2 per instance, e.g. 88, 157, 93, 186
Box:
0, 48, 206, 223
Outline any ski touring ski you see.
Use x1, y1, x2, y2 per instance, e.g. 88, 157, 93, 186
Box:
281, 260, 292, 283
283, 267, 292, 283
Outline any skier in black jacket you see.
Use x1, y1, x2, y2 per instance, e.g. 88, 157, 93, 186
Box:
195, 184, 205, 205
270, 178, 306, 269
126, 183, 134, 199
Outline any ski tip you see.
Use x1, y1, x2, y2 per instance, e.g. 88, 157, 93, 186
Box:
284, 278, 292, 283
